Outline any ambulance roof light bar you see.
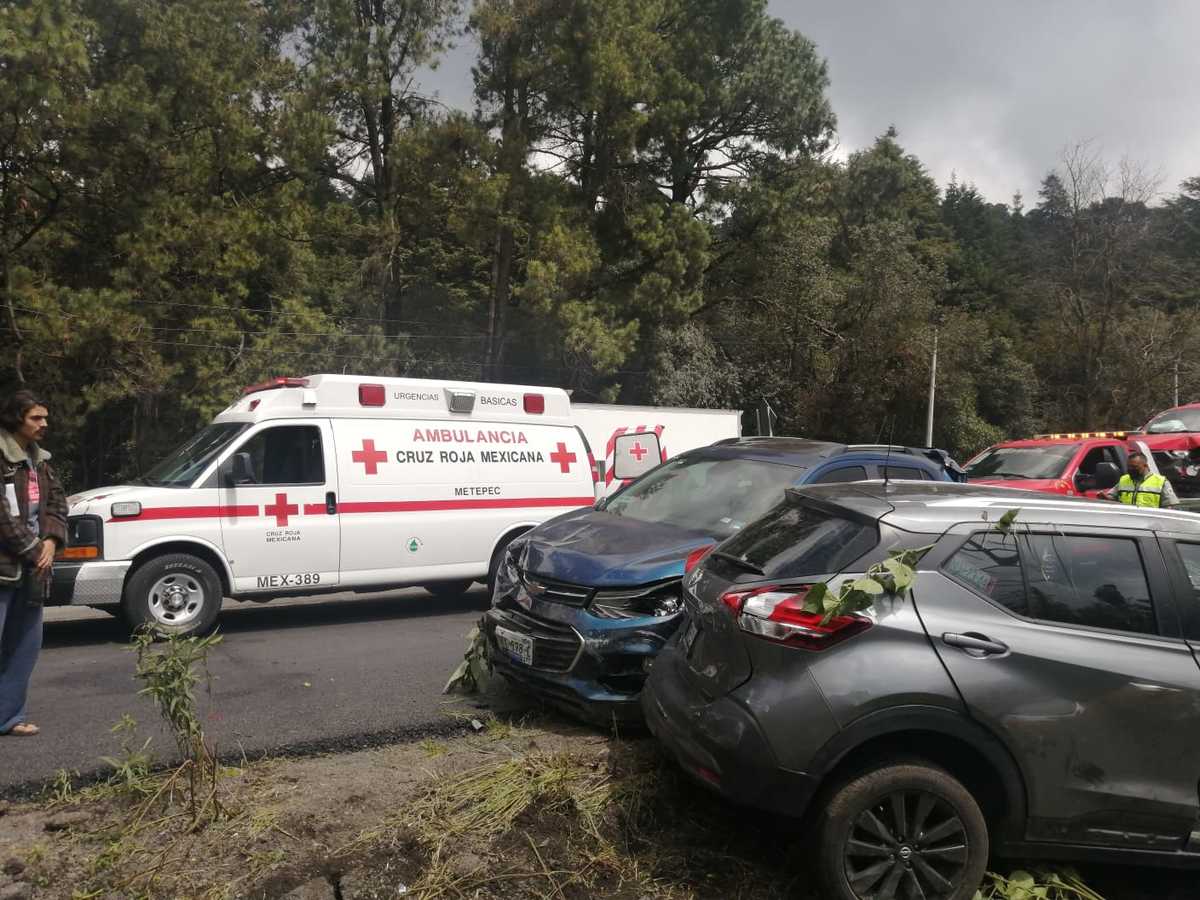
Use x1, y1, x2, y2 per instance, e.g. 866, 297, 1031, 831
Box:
242, 376, 309, 396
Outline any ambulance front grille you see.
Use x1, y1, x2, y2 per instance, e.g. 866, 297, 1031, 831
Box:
501, 608, 582, 673
519, 571, 594, 608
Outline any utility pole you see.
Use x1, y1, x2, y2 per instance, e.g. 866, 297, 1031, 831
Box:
925, 329, 938, 447
1174, 357, 1180, 407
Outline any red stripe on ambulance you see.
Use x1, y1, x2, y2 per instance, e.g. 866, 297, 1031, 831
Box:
604, 427, 629, 486
337, 497, 594, 514
108, 504, 259, 523
108, 497, 592, 523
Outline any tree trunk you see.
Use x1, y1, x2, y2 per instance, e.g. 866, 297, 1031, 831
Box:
2, 248, 25, 384
484, 46, 526, 381
486, 219, 514, 380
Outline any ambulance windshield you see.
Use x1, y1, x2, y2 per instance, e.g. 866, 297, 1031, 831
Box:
139, 423, 250, 487
604, 455, 803, 538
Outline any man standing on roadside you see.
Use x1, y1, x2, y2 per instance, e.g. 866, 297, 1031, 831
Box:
0, 389, 68, 737
1101, 451, 1179, 509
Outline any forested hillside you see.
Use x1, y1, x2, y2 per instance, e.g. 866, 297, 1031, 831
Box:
3, 0, 1198, 490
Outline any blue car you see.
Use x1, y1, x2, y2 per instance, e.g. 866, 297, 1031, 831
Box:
483, 437, 965, 724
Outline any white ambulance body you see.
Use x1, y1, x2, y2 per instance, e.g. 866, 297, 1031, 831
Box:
54, 374, 741, 636
571, 403, 742, 495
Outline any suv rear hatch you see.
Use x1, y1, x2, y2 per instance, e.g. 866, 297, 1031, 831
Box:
680, 489, 886, 698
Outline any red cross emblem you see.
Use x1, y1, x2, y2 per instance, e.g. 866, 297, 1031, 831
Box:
352, 438, 388, 475
549, 442, 577, 473
629, 441, 648, 462
264, 492, 299, 526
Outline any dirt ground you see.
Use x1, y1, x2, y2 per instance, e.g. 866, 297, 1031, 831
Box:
0, 686, 1195, 900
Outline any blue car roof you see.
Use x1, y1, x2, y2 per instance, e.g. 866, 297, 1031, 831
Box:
689, 437, 957, 478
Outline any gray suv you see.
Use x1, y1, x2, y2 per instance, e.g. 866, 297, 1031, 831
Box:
643, 481, 1200, 900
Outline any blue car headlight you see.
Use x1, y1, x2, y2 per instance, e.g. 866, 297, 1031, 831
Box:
592, 582, 682, 619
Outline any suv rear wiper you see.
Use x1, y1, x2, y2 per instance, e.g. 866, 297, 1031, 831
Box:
710, 550, 765, 575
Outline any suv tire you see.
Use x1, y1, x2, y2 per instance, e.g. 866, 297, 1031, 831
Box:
816, 761, 989, 900
123, 553, 223, 638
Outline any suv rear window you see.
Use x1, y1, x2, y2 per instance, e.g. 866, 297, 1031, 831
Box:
942, 533, 1027, 612
716, 499, 878, 578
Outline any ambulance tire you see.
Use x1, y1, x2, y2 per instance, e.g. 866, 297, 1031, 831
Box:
423, 580, 474, 599
122, 553, 223, 639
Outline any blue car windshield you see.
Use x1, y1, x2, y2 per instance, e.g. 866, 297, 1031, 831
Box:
604, 455, 803, 538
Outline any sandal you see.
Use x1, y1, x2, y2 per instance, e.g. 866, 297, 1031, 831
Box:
5, 723, 40, 736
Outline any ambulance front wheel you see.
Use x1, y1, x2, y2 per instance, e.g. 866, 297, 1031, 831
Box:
123, 553, 223, 638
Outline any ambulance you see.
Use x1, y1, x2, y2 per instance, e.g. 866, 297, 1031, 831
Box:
52, 375, 740, 635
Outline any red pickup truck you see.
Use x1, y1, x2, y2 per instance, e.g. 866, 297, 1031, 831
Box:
964, 432, 1135, 498
1129, 403, 1200, 497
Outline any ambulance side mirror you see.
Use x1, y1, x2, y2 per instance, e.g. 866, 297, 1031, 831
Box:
223, 452, 256, 487
612, 432, 661, 482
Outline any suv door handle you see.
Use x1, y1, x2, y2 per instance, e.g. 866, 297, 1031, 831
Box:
942, 632, 1009, 657
325, 492, 338, 515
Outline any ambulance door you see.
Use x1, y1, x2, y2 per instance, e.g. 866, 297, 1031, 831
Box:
217, 420, 341, 593
333, 418, 485, 583
469, 421, 594, 555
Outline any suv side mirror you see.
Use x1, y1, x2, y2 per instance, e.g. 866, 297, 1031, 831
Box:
223, 452, 256, 487
1092, 461, 1121, 491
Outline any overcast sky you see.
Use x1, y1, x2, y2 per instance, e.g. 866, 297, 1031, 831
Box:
417, 1, 1200, 207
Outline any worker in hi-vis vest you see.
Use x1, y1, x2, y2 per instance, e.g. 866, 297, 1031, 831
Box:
1101, 451, 1179, 508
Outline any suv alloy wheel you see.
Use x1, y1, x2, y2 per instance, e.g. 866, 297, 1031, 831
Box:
816, 761, 989, 900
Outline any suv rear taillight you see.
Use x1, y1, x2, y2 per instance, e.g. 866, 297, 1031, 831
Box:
720, 585, 871, 650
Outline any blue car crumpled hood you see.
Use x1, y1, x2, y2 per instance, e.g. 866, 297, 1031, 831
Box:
519, 508, 713, 586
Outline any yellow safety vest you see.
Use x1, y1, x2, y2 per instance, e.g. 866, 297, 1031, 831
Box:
1116, 473, 1168, 508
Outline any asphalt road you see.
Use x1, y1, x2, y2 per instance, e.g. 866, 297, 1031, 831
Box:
0, 588, 493, 795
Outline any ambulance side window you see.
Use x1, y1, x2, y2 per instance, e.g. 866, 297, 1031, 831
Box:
239, 426, 325, 486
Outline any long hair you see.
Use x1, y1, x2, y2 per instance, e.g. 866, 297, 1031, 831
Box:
0, 389, 46, 433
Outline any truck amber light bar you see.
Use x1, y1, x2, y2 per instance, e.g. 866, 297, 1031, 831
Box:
1033, 431, 1128, 440
242, 377, 309, 395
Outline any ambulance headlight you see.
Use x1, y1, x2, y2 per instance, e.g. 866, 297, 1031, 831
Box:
110, 501, 142, 519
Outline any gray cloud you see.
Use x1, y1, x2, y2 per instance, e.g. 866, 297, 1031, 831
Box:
413, 2, 1200, 205
775, 0, 1200, 204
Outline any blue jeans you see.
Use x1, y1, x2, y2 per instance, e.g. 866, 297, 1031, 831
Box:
0, 585, 43, 733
